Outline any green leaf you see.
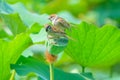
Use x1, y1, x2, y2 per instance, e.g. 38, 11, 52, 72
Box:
0, 2, 27, 36
0, 2, 13, 13
0, 33, 32, 80
28, 23, 43, 34
7, 33, 33, 63
11, 3, 49, 26
80, 72, 94, 80
30, 28, 47, 43
54, 53, 73, 66
0, 2, 46, 36
48, 37, 69, 55
11, 56, 94, 80
65, 22, 120, 67
0, 20, 10, 38
0, 13, 27, 35
0, 29, 8, 38
0, 40, 10, 80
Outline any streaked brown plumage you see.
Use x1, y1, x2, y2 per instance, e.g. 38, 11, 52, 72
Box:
49, 14, 70, 32
44, 24, 75, 41
44, 24, 67, 39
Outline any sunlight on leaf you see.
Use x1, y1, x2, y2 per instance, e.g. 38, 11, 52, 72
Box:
0, 33, 32, 80
30, 28, 47, 43
0, 13, 27, 35
65, 22, 120, 67
0, 40, 10, 80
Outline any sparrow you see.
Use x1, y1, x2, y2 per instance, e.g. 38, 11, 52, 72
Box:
44, 24, 67, 39
44, 24, 76, 41
48, 14, 70, 32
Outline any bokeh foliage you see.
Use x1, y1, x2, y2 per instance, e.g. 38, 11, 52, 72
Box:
0, 0, 120, 80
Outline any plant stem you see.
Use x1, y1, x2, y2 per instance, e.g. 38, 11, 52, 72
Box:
49, 63, 54, 80
110, 66, 113, 78
82, 66, 85, 73
10, 70, 16, 80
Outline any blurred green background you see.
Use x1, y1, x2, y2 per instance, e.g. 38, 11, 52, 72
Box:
1, 0, 120, 80
6, 0, 120, 27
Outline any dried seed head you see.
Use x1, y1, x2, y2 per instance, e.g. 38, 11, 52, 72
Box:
45, 50, 57, 63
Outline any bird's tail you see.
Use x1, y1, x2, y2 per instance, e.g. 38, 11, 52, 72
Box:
65, 35, 77, 42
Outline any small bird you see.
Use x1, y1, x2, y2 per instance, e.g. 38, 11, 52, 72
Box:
44, 24, 76, 41
48, 14, 70, 32
44, 24, 67, 39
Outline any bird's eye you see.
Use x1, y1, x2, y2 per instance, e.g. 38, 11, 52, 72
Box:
46, 25, 51, 32
46, 27, 49, 32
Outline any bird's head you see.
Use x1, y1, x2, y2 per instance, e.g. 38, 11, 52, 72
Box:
49, 14, 58, 21
44, 24, 52, 32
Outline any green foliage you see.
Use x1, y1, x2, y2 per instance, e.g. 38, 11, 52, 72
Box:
65, 22, 120, 67
47, 37, 69, 55
29, 23, 42, 34
0, 33, 32, 80
0, 2, 13, 13
0, 13, 27, 35
94, 0, 120, 26
0, 29, 8, 38
1, 0, 120, 79
11, 56, 94, 80
11, 3, 49, 26
0, 40, 10, 80
0, 2, 41, 79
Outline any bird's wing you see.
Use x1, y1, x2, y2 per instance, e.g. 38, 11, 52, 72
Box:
57, 18, 70, 28
52, 27, 65, 33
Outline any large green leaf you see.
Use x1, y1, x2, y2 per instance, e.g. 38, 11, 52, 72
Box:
11, 56, 94, 80
0, 33, 32, 80
65, 22, 120, 67
0, 2, 47, 36
28, 23, 43, 34
0, 2, 27, 35
0, 13, 27, 35
0, 28, 8, 38
30, 28, 47, 43
11, 2, 49, 26
0, 40, 10, 80
0, 2, 13, 13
